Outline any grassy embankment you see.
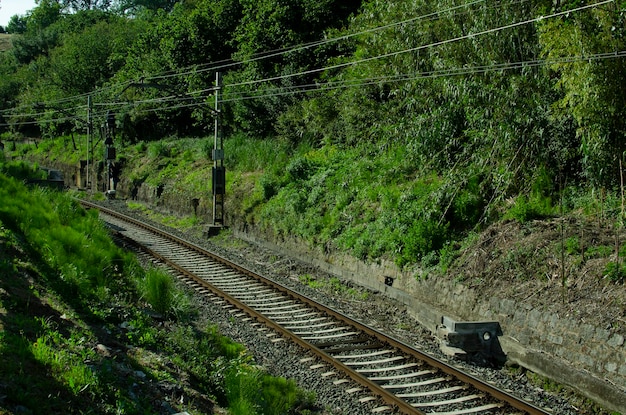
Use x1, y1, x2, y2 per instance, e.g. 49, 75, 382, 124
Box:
0, 34, 11, 52
0, 159, 315, 414
7, 131, 626, 284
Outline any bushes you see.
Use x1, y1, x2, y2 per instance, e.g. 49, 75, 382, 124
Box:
226, 367, 315, 415
141, 267, 174, 315
504, 194, 553, 223
397, 219, 450, 269
0, 160, 45, 182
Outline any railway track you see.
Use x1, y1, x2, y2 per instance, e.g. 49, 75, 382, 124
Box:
84, 200, 551, 415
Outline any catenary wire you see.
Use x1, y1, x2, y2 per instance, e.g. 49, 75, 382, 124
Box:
0, 0, 617, 124
3, 49, 624, 128
227, 0, 615, 89
144, 0, 495, 81
220, 51, 626, 103
0, 0, 585, 115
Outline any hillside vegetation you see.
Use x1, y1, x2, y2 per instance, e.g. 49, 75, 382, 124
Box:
1, 0, 626, 277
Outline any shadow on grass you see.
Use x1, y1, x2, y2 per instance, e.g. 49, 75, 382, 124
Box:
0, 224, 218, 414
0, 249, 81, 414
0, 225, 129, 413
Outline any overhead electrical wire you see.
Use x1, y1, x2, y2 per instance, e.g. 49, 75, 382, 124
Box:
0, 80, 135, 116
1, 0, 503, 108
3, 49, 624, 128
220, 50, 626, 104
0, 0, 619, 126
146, 0, 495, 82
227, 0, 616, 89
0, 0, 587, 117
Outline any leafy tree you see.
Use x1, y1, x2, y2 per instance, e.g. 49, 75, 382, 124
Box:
6, 15, 27, 34
9, 0, 62, 64
49, 18, 127, 94
59, 0, 113, 11
0, 53, 22, 131
538, 1, 626, 187
26, 0, 63, 31
108, 0, 244, 140
227, 0, 361, 136
115, 0, 179, 14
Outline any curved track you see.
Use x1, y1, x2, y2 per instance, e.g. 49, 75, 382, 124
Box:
84, 200, 551, 415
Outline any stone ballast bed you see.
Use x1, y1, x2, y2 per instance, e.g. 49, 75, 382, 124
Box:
238, 227, 626, 414
48, 161, 626, 413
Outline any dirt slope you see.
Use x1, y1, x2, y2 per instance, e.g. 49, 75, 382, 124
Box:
448, 216, 626, 332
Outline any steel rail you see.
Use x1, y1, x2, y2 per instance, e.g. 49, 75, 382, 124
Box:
83, 200, 550, 415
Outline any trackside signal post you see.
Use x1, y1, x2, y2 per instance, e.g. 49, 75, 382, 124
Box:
209, 72, 226, 235
112, 78, 223, 233
87, 95, 92, 191
104, 110, 116, 198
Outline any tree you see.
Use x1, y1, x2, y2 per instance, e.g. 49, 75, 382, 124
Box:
6, 15, 27, 34
49, 19, 122, 94
538, 2, 626, 187
26, 0, 62, 32
227, 0, 361, 136
59, 0, 113, 11
115, 0, 179, 14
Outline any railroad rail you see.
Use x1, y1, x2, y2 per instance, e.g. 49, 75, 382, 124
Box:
82, 200, 551, 415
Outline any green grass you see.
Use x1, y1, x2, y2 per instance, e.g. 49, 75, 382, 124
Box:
127, 200, 201, 230
226, 367, 315, 415
299, 274, 369, 301
139, 267, 174, 316
0, 160, 317, 414
0, 34, 12, 52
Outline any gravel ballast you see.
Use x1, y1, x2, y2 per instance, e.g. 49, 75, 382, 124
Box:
101, 199, 592, 415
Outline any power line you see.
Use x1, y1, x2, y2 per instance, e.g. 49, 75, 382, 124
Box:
220, 51, 626, 104
0, 0, 617, 125
0, 0, 565, 115
227, 0, 615, 89
3, 49, 624, 128
0, 80, 134, 116
143, 0, 495, 82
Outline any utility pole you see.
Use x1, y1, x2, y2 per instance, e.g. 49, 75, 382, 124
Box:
210, 72, 226, 233
104, 111, 116, 198
87, 95, 92, 191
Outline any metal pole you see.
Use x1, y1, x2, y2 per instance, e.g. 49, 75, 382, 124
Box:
214, 71, 220, 161
87, 95, 91, 191
212, 72, 224, 227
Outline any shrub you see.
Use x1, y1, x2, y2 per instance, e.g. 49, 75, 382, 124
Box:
450, 177, 484, 229
604, 261, 626, 284
259, 175, 280, 200
286, 156, 318, 181
504, 194, 553, 223
141, 267, 174, 316
0, 161, 45, 182
148, 141, 170, 158
398, 220, 450, 268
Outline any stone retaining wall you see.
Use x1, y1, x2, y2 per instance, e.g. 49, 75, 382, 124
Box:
237, 229, 626, 414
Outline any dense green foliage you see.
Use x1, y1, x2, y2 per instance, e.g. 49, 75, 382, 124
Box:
1, 0, 625, 269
